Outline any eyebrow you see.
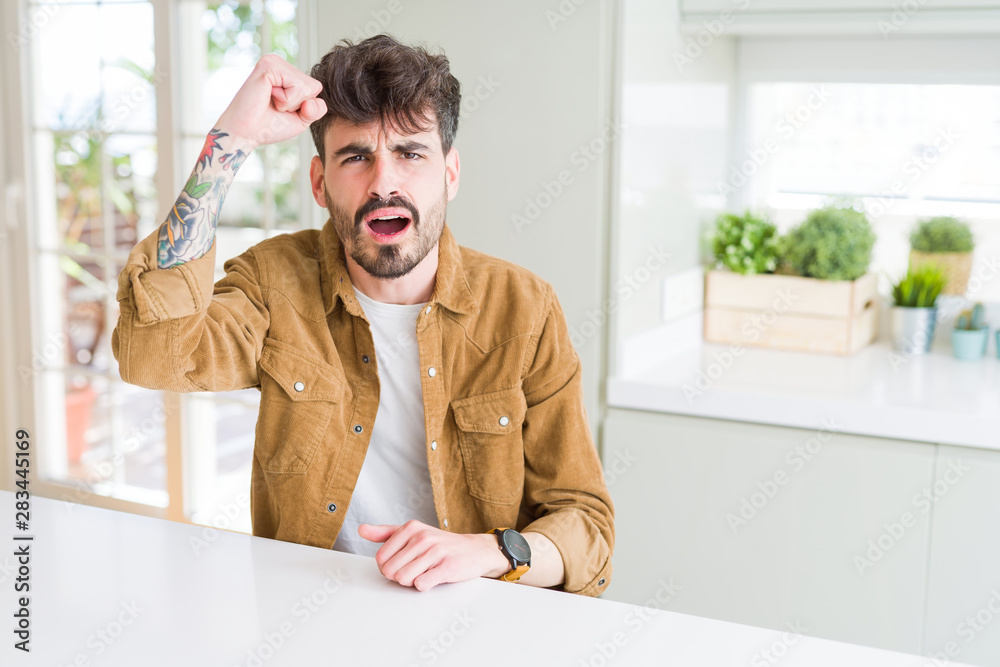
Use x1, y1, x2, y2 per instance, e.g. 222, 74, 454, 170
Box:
331, 140, 433, 159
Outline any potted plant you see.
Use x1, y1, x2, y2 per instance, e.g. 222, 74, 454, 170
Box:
780, 206, 876, 281
952, 303, 989, 361
703, 206, 879, 355
710, 210, 780, 275
909, 216, 975, 295
890, 263, 946, 354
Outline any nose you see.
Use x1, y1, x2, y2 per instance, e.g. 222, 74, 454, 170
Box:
367, 154, 400, 202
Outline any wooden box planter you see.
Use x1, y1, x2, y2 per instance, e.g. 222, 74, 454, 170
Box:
703, 270, 879, 355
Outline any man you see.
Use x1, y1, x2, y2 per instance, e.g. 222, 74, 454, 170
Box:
113, 34, 613, 596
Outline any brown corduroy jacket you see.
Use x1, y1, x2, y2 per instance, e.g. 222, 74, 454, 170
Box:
112, 220, 614, 596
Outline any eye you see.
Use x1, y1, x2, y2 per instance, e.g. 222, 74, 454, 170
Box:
402, 152, 422, 160
343, 155, 365, 164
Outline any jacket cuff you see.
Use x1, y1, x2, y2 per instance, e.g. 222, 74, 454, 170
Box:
116, 226, 217, 323
524, 510, 613, 597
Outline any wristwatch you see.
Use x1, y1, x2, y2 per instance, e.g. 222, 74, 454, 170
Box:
489, 528, 531, 582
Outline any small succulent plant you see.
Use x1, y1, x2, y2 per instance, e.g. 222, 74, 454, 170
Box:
891, 263, 946, 308
710, 210, 780, 276
956, 303, 986, 330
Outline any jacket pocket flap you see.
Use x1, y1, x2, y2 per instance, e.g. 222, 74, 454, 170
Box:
259, 338, 344, 402
451, 386, 527, 434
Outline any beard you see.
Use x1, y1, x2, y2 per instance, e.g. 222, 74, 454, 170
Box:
325, 182, 448, 281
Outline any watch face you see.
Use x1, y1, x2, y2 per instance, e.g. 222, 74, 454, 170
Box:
502, 530, 531, 563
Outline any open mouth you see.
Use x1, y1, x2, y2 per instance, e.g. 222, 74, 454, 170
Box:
363, 208, 412, 243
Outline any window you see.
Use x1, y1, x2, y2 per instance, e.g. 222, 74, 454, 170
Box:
24, 0, 312, 531
733, 36, 1000, 300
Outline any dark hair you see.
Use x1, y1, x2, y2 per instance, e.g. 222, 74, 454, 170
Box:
309, 34, 462, 161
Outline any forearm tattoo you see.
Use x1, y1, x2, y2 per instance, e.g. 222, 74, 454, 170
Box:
157, 129, 248, 268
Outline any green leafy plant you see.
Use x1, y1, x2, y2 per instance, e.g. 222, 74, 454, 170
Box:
780, 206, 876, 281
909, 217, 974, 253
710, 211, 780, 275
956, 303, 986, 330
891, 264, 946, 308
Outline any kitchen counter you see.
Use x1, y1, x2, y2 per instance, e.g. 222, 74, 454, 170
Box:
609, 311, 1000, 450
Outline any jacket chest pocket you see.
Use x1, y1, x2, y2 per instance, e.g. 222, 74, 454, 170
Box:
256, 338, 345, 474
451, 386, 527, 505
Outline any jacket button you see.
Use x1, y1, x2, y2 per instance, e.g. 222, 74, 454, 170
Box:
354, 425, 363, 433
443, 518, 449, 528
294, 381, 305, 392
427, 367, 436, 377
498, 416, 509, 426
598, 578, 606, 586
425, 305, 432, 314
362, 355, 370, 364
430, 440, 437, 451
327, 503, 337, 513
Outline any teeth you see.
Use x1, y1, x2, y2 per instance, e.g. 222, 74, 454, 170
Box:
373, 215, 402, 220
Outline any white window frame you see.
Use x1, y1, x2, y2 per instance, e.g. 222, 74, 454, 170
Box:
0, 0, 320, 525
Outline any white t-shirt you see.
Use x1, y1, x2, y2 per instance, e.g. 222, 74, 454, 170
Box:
331, 285, 438, 556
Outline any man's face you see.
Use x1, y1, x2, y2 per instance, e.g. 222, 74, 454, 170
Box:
309, 116, 460, 280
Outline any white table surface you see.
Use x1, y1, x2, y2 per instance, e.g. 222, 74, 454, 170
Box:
0, 491, 973, 666
609, 312, 1000, 451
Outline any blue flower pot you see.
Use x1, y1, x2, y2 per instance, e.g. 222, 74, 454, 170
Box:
952, 328, 988, 361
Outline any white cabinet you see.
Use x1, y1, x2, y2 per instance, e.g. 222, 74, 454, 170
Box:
923, 445, 1000, 667
601, 408, 936, 655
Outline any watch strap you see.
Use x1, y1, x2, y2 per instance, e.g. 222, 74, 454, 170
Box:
488, 527, 529, 582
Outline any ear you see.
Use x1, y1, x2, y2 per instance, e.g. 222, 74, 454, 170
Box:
444, 146, 460, 202
309, 154, 327, 208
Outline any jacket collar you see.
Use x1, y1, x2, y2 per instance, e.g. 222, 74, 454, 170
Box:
320, 218, 479, 318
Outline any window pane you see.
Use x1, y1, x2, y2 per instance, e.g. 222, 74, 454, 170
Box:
187, 390, 259, 535
62, 256, 108, 368
34, 4, 101, 130
53, 129, 106, 252
179, 0, 302, 232
743, 82, 1000, 299
105, 133, 158, 252
267, 141, 301, 230
49, 371, 169, 506
99, 1, 156, 133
